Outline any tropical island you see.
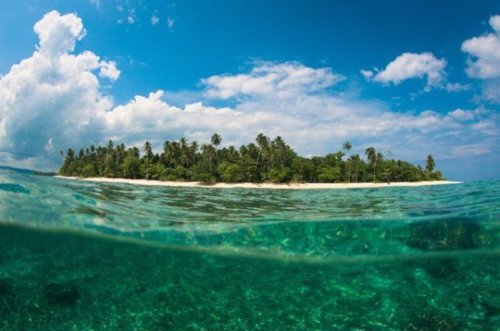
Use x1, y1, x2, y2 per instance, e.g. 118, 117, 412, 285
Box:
58, 133, 448, 188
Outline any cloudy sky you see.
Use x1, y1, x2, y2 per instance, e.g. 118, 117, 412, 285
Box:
0, 0, 499, 180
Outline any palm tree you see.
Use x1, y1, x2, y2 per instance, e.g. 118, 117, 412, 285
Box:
272, 136, 287, 167
189, 141, 198, 166
202, 143, 216, 178
107, 140, 114, 152
144, 141, 153, 179
162, 141, 172, 166
342, 141, 352, 154
179, 137, 187, 149
348, 154, 363, 182
256, 133, 269, 168
227, 145, 239, 162
342, 141, 352, 182
365, 147, 378, 183
426, 154, 435, 172
211, 133, 222, 148
178, 137, 191, 167
144, 141, 153, 158
211, 133, 222, 164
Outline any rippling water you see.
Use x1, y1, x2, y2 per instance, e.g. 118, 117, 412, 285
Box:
0, 166, 499, 330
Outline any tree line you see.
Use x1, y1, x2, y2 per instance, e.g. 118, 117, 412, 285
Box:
58, 133, 442, 183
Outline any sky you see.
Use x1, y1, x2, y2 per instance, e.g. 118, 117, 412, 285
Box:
0, 0, 499, 180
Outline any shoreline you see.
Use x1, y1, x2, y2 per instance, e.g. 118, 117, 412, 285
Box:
55, 176, 462, 190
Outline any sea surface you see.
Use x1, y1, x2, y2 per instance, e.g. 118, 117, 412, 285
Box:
0, 166, 498, 330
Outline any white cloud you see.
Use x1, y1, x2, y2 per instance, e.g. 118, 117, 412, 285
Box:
462, 15, 500, 103
462, 15, 500, 79
151, 15, 160, 25
34, 10, 86, 56
451, 143, 491, 157
445, 82, 469, 92
360, 69, 374, 80
472, 119, 498, 136
90, 0, 101, 8
0, 11, 117, 167
99, 61, 121, 80
448, 108, 476, 121
490, 15, 500, 32
363, 52, 447, 91
126, 9, 136, 24
167, 17, 175, 29
203, 62, 344, 99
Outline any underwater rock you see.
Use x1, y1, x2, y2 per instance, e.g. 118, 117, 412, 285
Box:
471, 296, 500, 319
43, 282, 79, 306
155, 313, 176, 330
421, 259, 458, 279
155, 291, 170, 303
0, 278, 14, 314
404, 218, 481, 251
0, 278, 13, 297
404, 313, 461, 331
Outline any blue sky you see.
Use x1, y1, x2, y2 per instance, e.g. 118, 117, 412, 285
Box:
0, 0, 499, 180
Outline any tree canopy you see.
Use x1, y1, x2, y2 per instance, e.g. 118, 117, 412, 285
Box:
59, 134, 443, 183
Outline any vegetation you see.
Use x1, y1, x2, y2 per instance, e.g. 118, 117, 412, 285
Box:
58, 134, 443, 183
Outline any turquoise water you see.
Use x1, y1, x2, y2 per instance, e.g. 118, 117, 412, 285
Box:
0, 167, 499, 330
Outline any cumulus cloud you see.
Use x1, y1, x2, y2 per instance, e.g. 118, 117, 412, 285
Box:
360, 69, 374, 80
448, 108, 477, 121
99, 61, 121, 80
363, 52, 448, 91
34, 10, 86, 56
462, 15, 500, 102
462, 15, 500, 79
0, 11, 117, 167
203, 62, 344, 99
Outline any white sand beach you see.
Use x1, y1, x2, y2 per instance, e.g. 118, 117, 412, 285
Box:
56, 176, 461, 190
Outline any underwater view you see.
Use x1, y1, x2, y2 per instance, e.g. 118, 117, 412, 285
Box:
0, 166, 498, 330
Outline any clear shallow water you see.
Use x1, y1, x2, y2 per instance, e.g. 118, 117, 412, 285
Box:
0, 167, 499, 330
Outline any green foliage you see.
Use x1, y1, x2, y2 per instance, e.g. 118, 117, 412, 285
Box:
267, 167, 291, 183
122, 155, 141, 179
318, 166, 342, 183
58, 134, 443, 183
218, 162, 245, 183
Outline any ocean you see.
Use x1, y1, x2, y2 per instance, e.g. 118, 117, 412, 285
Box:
0, 167, 498, 330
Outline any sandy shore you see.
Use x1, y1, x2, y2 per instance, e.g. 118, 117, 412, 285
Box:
55, 176, 461, 190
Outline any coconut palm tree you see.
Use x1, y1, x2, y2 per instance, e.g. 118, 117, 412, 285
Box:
201, 143, 216, 178
342, 141, 352, 182
365, 147, 378, 183
144, 141, 153, 179
189, 141, 198, 166
256, 133, 269, 168
426, 154, 435, 172
342, 141, 352, 154
211, 133, 222, 148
